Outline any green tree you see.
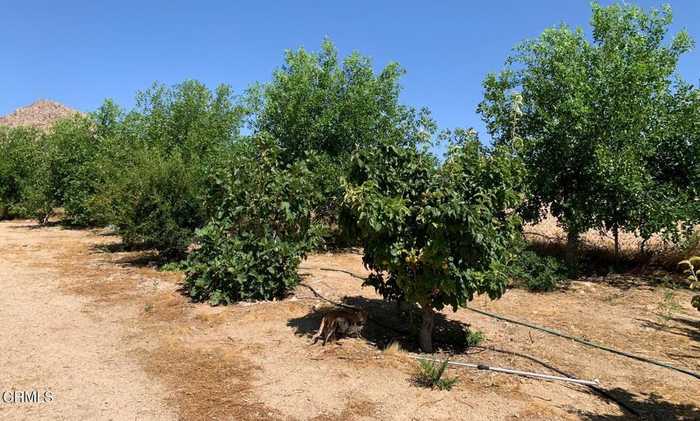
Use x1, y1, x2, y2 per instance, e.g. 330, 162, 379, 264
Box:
42, 115, 104, 225
92, 81, 246, 256
123, 80, 245, 157
250, 39, 435, 237
479, 3, 697, 265
344, 131, 524, 352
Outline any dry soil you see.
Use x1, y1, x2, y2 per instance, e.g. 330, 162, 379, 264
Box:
0, 220, 698, 420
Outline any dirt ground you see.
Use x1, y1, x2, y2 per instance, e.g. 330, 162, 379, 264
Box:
0, 220, 698, 420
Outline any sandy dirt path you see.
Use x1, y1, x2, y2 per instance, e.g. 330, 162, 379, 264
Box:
0, 219, 698, 420
0, 222, 175, 421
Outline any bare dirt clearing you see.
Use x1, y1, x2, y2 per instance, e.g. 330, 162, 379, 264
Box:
0, 220, 698, 420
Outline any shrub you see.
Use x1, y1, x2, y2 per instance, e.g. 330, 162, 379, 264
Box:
679, 256, 700, 311
185, 225, 310, 304
509, 250, 566, 292
185, 136, 323, 304
94, 148, 206, 257
345, 130, 525, 352
678, 256, 700, 287
0, 126, 50, 220
415, 358, 459, 391
42, 115, 103, 225
90, 81, 245, 255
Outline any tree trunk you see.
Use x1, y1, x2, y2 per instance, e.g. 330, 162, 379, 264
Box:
640, 237, 648, 255
419, 305, 435, 353
612, 224, 620, 260
397, 298, 414, 326
565, 229, 579, 270
41, 210, 51, 225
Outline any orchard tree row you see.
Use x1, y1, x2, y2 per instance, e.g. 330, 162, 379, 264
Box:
1, 3, 698, 351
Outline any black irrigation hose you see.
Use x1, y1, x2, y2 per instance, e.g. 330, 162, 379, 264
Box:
299, 282, 642, 415
301, 279, 699, 380
465, 306, 700, 381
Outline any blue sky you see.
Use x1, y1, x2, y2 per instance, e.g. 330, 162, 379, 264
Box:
3, 1, 700, 141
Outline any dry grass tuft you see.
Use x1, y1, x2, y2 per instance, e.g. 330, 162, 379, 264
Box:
526, 214, 700, 273
142, 293, 189, 322
382, 341, 405, 357
310, 397, 378, 421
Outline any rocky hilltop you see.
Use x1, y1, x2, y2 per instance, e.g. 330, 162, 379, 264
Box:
0, 100, 80, 131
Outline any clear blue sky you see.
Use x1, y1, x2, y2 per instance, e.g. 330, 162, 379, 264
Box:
3, 1, 700, 141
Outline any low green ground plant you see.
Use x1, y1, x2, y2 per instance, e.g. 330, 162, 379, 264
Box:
415, 358, 459, 391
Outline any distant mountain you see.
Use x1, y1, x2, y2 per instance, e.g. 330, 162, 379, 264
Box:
0, 100, 81, 131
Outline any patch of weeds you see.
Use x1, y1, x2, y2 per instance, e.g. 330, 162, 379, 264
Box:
508, 250, 565, 292
414, 358, 458, 391
679, 257, 700, 312
159, 260, 187, 272
657, 288, 681, 324
144, 303, 154, 313
465, 330, 485, 347
601, 292, 624, 304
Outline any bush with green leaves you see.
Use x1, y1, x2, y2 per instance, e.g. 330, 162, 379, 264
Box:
479, 3, 699, 266
508, 250, 565, 292
90, 81, 245, 255
40, 115, 105, 225
0, 115, 108, 224
0, 126, 47, 220
95, 148, 207, 257
344, 130, 525, 352
185, 136, 324, 304
464, 330, 485, 347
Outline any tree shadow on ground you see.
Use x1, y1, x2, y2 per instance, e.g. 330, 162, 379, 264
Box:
635, 317, 700, 342
90, 243, 167, 268
287, 294, 476, 353
6, 220, 64, 230
5, 217, 108, 231
570, 388, 700, 420
316, 267, 365, 281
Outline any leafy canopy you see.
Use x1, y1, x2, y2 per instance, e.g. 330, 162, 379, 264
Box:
345, 131, 524, 349
0, 126, 45, 219
91, 80, 246, 255
479, 2, 698, 244
250, 39, 435, 162
249, 40, 436, 240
